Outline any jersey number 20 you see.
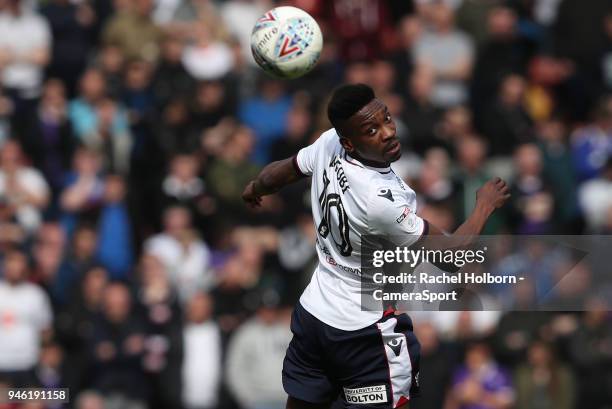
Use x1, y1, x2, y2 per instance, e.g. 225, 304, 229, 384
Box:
318, 170, 353, 256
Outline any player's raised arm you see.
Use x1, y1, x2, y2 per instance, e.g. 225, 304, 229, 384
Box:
415, 177, 509, 272
242, 157, 304, 208
243, 128, 334, 208
425, 177, 510, 242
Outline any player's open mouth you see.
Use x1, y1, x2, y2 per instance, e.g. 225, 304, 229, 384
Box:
386, 141, 400, 155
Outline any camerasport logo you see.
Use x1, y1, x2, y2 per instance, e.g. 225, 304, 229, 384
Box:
343, 385, 388, 404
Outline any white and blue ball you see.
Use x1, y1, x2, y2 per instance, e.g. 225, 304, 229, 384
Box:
250, 6, 323, 79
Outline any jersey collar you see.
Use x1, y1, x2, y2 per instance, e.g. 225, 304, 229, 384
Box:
344, 152, 392, 174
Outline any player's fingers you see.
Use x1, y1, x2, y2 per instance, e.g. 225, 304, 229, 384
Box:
494, 177, 504, 185
500, 185, 510, 194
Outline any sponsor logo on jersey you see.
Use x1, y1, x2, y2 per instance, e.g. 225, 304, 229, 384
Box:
344, 385, 388, 404
396, 206, 411, 224
377, 188, 394, 202
325, 256, 362, 276
387, 338, 403, 357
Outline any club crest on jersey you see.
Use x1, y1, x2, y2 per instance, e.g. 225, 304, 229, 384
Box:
377, 188, 393, 202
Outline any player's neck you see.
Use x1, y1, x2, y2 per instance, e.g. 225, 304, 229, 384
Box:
347, 152, 390, 169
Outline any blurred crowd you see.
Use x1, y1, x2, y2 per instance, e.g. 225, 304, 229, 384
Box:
0, 0, 611, 408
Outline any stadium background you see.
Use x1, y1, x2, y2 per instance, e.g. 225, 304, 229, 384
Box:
0, 0, 611, 408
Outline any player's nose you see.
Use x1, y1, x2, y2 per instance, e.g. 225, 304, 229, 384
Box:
381, 124, 396, 141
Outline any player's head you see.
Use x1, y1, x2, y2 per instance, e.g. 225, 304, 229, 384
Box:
328, 84, 400, 165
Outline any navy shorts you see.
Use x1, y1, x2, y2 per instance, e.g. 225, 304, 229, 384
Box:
283, 303, 420, 408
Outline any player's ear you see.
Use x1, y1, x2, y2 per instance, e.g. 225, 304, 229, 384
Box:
340, 136, 354, 153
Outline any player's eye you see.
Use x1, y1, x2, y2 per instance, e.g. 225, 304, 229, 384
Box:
368, 128, 377, 136
385, 114, 392, 122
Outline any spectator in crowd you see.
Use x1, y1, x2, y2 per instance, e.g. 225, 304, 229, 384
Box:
445, 341, 514, 409
536, 117, 580, 232
571, 97, 612, 182
403, 67, 440, 155
579, 158, 612, 232
453, 136, 505, 234
16, 79, 75, 201
418, 147, 454, 203
553, 0, 611, 119
226, 292, 292, 409
567, 298, 612, 409
324, 0, 395, 61
96, 174, 133, 280
191, 80, 233, 135
94, 44, 125, 99
31, 221, 71, 306
0, 249, 52, 387
136, 253, 183, 409
411, 321, 454, 409
55, 265, 109, 392
0, 139, 50, 234
144, 205, 213, 303
64, 224, 99, 281
69, 68, 131, 155
157, 98, 199, 157
42, 0, 95, 97
211, 243, 263, 335
36, 341, 65, 393
102, 0, 162, 62
182, 24, 235, 81
270, 104, 312, 162
509, 143, 554, 234
121, 59, 156, 134
481, 74, 535, 158
59, 147, 105, 235
471, 6, 533, 121
153, 34, 195, 107
239, 79, 291, 164
74, 390, 106, 409
161, 153, 206, 211
514, 341, 575, 409
206, 124, 259, 221
182, 291, 221, 409
414, 2, 474, 108
90, 282, 148, 409
0, 0, 51, 116
0, 90, 13, 144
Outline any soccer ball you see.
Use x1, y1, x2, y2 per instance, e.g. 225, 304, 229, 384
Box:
250, 6, 323, 79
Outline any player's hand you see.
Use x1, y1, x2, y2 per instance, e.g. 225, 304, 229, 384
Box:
242, 180, 263, 208
476, 177, 510, 211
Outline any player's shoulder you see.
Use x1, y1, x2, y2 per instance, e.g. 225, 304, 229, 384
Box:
319, 128, 341, 146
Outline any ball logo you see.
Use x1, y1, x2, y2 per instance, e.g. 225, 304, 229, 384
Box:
278, 36, 300, 58
252, 11, 277, 33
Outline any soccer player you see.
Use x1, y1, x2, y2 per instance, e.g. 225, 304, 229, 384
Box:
242, 84, 509, 409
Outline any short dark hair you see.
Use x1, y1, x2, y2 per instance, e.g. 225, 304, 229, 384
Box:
327, 84, 375, 132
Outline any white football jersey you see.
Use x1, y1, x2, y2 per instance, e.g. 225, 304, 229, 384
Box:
294, 129, 426, 330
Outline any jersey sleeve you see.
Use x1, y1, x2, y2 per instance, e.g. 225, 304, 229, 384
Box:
293, 129, 338, 177
367, 186, 428, 247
